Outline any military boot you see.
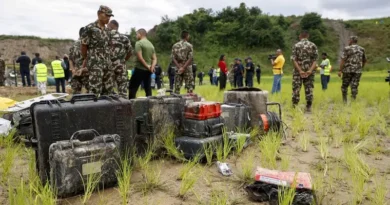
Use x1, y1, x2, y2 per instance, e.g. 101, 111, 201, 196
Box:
343, 95, 347, 104
306, 101, 312, 113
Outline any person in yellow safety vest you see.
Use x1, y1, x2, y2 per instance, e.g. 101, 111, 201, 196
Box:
216, 67, 221, 86
51, 56, 66, 93
33, 59, 48, 95
320, 52, 332, 90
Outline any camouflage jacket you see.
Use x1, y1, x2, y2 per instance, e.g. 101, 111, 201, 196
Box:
109, 30, 132, 67
291, 38, 318, 73
171, 40, 193, 65
81, 21, 111, 70
69, 40, 83, 70
341, 44, 366, 73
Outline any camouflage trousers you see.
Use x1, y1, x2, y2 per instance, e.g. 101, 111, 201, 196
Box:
71, 75, 89, 94
113, 64, 128, 98
88, 65, 114, 96
292, 73, 315, 105
341, 72, 362, 99
174, 65, 194, 94
0, 70, 4, 86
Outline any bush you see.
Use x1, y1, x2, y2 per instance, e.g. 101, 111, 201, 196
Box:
309, 29, 324, 47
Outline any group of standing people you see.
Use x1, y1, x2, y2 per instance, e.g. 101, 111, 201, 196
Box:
12, 52, 71, 94
69, 5, 196, 99
291, 31, 366, 112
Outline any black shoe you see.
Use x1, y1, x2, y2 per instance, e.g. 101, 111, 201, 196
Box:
305, 106, 312, 113
343, 96, 347, 104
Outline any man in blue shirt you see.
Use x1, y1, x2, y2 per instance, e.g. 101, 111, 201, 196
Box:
16, 51, 32, 87
233, 58, 244, 88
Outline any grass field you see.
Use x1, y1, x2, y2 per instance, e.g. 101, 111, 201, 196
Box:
0, 71, 389, 205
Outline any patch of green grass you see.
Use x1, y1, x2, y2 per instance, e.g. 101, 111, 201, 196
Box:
1, 144, 20, 182
178, 154, 200, 180
237, 150, 255, 184
178, 169, 198, 199
140, 164, 165, 194
162, 127, 186, 161
80, 172, 102, 204
203, 143, 215, 166
116, 153, 133, 205
258, 132, 281, 169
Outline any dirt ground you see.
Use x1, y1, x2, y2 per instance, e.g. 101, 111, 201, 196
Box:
0, 79, 389, 205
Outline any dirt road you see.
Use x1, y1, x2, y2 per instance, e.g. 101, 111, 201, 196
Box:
327, 20, 354, 63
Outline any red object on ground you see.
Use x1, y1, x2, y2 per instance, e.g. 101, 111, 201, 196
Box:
260, 114, 269, 132
255, 167, 313, 190
184, 101, 221, 120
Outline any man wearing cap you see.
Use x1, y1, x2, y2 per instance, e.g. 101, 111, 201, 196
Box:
338, 36, 367, 103
107, 20, 133, 98
69, 27, 89, 94
245, 57, 255, 87
172, 30, 194, 94
292, 30, 318, 112
233, 58, 244, 88
271, 49, 285, 94
81, 5, 114, 96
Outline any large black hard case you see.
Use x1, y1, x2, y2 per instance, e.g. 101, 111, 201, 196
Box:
130, 96, 185, 154
31, 94, 133, 183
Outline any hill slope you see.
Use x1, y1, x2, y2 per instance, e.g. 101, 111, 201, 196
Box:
0, 35, 73, 64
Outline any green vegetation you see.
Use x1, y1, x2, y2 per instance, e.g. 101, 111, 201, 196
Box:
345, 17, 390, 71
0, 71, 389, 204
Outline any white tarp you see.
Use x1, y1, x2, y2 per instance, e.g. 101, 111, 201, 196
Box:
0, 118, 11, 136
4, 93, 68, 112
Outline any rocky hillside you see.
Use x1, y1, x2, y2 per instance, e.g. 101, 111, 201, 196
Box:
0, 35, 74, 64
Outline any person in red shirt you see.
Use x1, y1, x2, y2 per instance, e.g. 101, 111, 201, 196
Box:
218, 54, 228, 90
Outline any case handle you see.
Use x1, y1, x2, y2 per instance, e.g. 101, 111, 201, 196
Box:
70, 129, 100, 149
266, 102, 282, 122
70, 94, 98, 104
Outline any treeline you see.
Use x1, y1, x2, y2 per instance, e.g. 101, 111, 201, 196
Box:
127, 3, 327, 52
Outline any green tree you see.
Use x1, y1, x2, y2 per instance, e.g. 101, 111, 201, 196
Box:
300, 12, 325, 33
277, 15, 288, 29
308, 29, 324, 46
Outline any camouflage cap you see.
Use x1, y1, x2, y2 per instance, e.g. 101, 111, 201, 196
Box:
246, 56, 252, 60
350, 36, 358, 41
98, 5, 114, 17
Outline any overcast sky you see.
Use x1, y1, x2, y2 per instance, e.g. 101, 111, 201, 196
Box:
1, 0, 389, 39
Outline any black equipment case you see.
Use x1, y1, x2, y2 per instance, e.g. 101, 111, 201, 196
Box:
182, 117, 225, 138
31, 94, 133, 183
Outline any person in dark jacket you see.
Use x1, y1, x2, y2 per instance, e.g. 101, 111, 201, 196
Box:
16, 51, 32, 87
233, 58, 244, 88
155, 64, 162, 89
197, 71, 204, 85
63, 55, 71, 83
31, 53, 42, 67
256, 65, 261, 84
167, 62, 175, 90
245, 57, 255, 87
208, 67, 213, 85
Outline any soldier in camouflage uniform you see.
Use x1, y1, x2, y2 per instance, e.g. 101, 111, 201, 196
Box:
291, 30, 318, 112
0, 54, 5, 86
172, 30, 194, 94
338, 36, 367, 103
81, 5, 113, 96
108, 20, 133, 98
69, 27, 89, 94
